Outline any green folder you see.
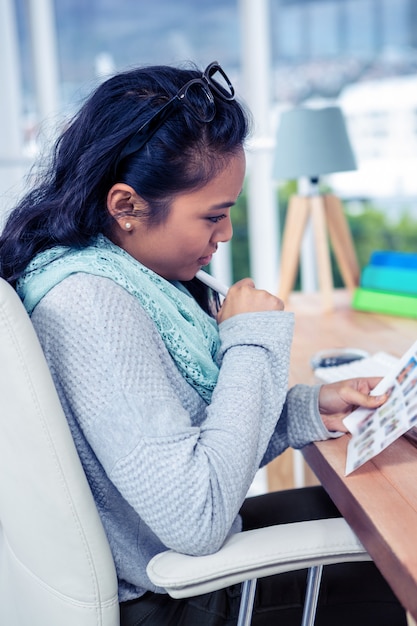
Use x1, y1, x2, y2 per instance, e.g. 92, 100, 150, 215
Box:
352, 288, 417, 318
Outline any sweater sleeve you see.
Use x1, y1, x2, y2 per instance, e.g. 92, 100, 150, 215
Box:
31, 275, 295, 556
260, 384, 343, 467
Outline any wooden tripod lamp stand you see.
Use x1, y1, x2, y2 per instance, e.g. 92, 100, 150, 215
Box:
274, 106, 360, 311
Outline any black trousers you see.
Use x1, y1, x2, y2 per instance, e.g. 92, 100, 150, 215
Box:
120, 486, 407, 626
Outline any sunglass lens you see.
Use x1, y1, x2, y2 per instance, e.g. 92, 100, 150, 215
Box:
207, 66, 235, 100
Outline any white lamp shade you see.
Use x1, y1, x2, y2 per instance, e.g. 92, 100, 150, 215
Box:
274, 106, 357, 180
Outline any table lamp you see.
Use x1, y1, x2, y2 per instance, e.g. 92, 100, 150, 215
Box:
274, 106, 360, 311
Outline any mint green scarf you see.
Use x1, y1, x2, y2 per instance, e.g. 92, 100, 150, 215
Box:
17, 235, 220, 401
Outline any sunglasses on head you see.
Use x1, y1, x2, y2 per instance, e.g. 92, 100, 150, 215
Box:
117, 62, 235, 164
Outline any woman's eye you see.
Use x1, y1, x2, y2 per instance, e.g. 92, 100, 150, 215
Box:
207, 214, 227, 224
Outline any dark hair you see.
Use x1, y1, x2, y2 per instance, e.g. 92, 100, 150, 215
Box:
0, 63, 250, 312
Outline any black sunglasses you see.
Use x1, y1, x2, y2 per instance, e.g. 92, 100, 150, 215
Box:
117, 62, 235, 163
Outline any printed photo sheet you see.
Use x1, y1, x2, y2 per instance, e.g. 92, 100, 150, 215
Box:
344, 338, 417, 474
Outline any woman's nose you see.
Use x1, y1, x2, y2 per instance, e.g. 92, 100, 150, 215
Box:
213, 216, 233, 243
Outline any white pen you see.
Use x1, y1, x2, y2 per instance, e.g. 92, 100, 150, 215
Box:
196, 269, 229, 297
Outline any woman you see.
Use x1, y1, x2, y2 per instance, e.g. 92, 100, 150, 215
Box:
0, 62, 405, 625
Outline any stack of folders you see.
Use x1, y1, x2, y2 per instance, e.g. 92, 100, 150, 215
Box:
352, 250, 417, 318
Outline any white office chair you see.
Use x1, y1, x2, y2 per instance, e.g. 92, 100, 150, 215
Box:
0, 276, 370, 626
0, 277, 120, 625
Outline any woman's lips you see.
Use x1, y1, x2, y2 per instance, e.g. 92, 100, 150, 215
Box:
198, 253, 213, 266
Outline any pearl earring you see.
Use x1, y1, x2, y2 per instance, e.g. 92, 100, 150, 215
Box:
125, 222, 132, 230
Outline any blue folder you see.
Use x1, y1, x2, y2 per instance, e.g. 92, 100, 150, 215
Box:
370, 251, 417, 269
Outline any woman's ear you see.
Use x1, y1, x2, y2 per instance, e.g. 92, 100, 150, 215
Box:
107, 183, 141, 232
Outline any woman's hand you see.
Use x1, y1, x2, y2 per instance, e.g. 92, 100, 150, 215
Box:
318, 377, 388, 432
216, 278, 284, 324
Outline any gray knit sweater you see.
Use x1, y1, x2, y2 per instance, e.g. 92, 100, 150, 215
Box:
30, 273, 337, 602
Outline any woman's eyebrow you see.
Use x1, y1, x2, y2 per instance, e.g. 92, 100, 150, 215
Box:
209, 201, 236, 210
209, 190, 242, 210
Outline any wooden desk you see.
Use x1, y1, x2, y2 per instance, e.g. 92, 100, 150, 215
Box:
267, 289, 417, 619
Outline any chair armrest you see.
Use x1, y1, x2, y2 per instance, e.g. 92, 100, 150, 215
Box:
147, 517, 370, 598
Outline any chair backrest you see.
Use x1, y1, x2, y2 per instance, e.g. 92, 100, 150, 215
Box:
0, 278, 119, 625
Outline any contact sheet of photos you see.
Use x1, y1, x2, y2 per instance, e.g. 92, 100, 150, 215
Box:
344, 339, 417, 475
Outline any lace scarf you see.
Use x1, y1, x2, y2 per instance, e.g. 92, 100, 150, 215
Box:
17, 235, 220, 402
